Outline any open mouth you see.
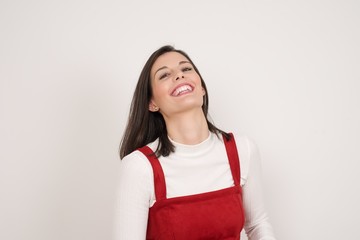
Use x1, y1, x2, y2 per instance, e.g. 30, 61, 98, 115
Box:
171, 84, 194, 96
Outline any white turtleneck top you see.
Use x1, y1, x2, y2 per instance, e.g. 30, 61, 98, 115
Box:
114, 132, 276, 240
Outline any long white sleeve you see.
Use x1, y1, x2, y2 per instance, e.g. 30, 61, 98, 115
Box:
114, 152, 153, 240
242, 137, 276, 240
114, 133, 276, 240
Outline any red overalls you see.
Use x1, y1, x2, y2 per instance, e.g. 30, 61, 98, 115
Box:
138, 133, 245, 240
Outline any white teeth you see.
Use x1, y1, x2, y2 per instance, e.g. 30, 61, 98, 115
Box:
173, 85, 192, 96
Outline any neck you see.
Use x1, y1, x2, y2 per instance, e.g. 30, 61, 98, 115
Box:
163, 109, 209, 145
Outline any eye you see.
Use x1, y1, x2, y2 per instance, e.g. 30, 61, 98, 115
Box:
182, 66, 193, 72
159, 72, 170, 80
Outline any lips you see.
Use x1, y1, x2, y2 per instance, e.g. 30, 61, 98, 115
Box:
171, 84, 194, 96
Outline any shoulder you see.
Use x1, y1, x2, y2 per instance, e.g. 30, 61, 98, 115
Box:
231, 132, 259, 156
120, 138, 159, 171
119, 149, 154, 183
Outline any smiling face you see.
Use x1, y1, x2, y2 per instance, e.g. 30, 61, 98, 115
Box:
149, 51, 205, 117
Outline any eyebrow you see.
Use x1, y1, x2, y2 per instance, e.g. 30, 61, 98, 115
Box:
153, 61, 191, 78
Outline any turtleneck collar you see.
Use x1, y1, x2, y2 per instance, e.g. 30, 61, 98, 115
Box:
167, 131, 217, 158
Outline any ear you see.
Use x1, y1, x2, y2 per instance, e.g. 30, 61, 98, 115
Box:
148, 100, 159, 112
202, 87, 206, 96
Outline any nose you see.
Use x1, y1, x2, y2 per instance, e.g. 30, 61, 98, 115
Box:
175, 73, 185, 81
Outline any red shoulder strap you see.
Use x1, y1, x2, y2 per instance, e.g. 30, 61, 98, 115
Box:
138, 146, 167, 200
223, 133, 241, 186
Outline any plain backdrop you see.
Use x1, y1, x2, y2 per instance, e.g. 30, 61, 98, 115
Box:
1, 0, 359, 239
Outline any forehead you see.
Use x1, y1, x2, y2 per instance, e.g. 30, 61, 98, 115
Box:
151, 52, 189, 73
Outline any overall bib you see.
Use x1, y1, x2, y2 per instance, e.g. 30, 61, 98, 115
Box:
138, 133, 245, 240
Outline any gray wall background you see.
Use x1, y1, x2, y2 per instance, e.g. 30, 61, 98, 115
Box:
1, 0, 359, 239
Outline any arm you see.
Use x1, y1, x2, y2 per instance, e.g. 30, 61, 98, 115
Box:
114, 152, 153, 240
242, 137, 276, 240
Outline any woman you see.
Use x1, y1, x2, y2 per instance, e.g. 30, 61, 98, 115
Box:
115, 45, 276, 239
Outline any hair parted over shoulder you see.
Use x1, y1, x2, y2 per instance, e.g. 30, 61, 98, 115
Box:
119, 45, 230, 159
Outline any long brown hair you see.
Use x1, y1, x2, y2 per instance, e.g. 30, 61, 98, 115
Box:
119, 45, 229, 159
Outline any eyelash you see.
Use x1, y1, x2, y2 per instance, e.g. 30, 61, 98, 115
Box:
158, 66, 193, 80
159, 72, 170, 80
182, 67, 192, 72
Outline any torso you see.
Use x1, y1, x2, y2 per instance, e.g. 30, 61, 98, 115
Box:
139, 133, 245, 240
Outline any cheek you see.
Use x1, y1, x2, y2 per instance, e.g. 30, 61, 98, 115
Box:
196, 77, 203, 88
151, 83, 168, 102
194, 73, 202, 84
